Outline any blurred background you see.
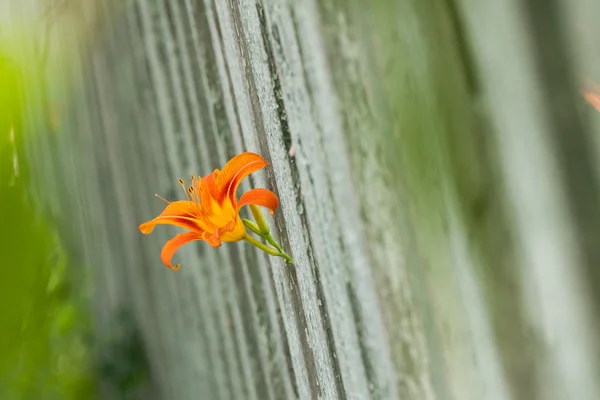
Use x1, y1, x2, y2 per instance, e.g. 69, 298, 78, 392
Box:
1, 0, 600, 399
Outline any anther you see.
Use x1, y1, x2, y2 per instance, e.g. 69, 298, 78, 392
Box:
179, 178, 192, 201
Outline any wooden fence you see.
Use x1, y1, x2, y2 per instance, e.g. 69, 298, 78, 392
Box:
3, 0, 600, 398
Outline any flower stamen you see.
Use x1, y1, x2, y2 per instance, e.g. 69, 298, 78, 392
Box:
187, 181, 205, 217
155, 193, 170, 203
178, 178, 192, 202
189, 174, 198, 201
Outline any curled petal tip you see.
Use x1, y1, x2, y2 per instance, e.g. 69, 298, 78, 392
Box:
139, 222, 154, 234
161, 232, 203, 270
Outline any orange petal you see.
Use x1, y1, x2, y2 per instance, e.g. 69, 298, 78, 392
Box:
160, 232, 203, 270
197, 173, 219, 216
237, 188, 279, 214
139, 201, 203, 234
196, 172, 238, 227
583, 90, 600, 113
202, 231, 222, 247
215, 152, 268, 204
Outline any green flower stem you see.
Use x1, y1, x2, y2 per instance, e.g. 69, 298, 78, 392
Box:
248, 205, 285, 253
243, 234, 294, 264
275, 247, 294, 264
249, 204, 270, 234
264, 233, 285, 254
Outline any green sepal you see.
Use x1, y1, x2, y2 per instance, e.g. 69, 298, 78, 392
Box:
242, 219, 261, 235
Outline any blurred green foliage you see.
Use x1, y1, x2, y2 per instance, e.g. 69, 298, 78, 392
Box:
0, 47, 95, 399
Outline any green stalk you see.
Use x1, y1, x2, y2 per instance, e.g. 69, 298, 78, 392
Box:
264, 233, 285, 254
249, 204, 270, 234
243, 234, 294, 264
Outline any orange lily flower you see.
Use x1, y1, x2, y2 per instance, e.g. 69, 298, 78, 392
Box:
139, 152, 279, 270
